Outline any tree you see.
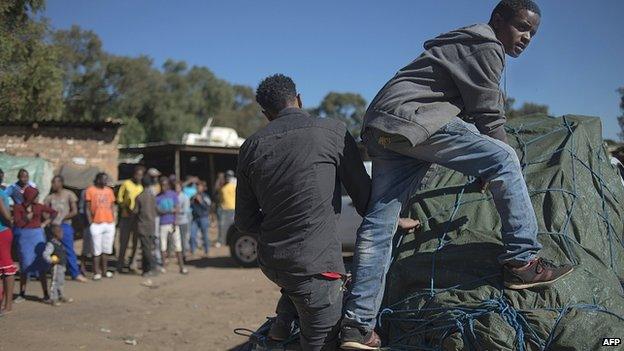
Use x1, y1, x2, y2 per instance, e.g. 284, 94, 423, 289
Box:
504, 96, 549, 119
316, 92, 367, 137
617, 87, 624, 140
0, 0, 63, 120
52, 25, 109, 121
215, 85, 266, 138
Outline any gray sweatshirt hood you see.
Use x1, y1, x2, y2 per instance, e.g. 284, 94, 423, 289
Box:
424, 23, 503, 51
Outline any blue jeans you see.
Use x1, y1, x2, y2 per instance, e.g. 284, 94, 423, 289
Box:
343, 118, 541, 329
218, 210, 235, 245
191, 216, 211, 254
60, 223, 80, 279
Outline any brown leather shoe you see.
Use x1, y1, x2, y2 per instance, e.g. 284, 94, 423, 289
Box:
504, 257, 574, 289
340, 326, 381, 350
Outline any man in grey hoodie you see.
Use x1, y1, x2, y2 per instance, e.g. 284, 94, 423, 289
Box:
341, 1, 573, 349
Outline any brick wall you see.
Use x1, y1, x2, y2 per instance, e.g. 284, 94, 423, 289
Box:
0, 124, 121, 180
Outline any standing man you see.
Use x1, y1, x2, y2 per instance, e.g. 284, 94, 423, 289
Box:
341, 1, 573, 349
235, 74, 371, 351
133, 178, 158, 276
44, 176, 88, 282
116, 165, 145, 272
85, 173, 116, 281
216, 170, 236, 248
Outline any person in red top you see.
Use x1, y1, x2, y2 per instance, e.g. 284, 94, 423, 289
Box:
13, 186, 57, 302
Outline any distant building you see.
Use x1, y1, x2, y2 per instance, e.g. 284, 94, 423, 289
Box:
0, 119, 123, 181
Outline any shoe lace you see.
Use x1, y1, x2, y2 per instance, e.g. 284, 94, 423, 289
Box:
534, 257, 556, 274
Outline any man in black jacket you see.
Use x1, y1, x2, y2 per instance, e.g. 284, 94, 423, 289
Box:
235, 74, 371, 351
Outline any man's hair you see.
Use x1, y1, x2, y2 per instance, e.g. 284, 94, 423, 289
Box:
52, 175, 64, 183
94, 172, 107, 183
134, 165, 146, 174
18, 168, 28, 177
255, 74, 297, 114
490, 0, 541, 22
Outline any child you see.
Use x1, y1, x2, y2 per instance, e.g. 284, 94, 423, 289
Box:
156, 177, 187, 274
42, 225, 73, 306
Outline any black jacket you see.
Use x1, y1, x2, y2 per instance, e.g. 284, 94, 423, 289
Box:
235, 108, 370, 275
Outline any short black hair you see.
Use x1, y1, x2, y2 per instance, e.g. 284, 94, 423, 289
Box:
52, 175, 64, 183
94, 172, 107, 183
255, 74, 297, 114
490, 0, 541, 22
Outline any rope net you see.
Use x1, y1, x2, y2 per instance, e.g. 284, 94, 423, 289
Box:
382, 115, 624, 350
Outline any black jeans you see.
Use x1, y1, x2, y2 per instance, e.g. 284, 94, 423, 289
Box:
261, 267, 343, 351
117, 215, 138, 269
137, 233, 154, 273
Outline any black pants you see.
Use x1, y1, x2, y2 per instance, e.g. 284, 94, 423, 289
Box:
117, 215, 138, 269
261, 267, 342, 351
137, 233, 154, 273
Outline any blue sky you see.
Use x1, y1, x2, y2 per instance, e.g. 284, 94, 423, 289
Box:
43, 0, 624, 140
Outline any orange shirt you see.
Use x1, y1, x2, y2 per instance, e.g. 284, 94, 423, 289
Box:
85, 186, 115, 223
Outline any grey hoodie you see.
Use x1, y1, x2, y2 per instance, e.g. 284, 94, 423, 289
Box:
362, 23, 507, 145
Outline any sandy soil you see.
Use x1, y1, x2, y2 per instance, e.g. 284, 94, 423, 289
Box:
0, 246, 280, 351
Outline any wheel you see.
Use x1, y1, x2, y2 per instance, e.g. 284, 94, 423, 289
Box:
228, 226, 259, 268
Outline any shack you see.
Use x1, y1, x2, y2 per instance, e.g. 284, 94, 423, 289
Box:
119, 142, 239, 191
0, 119, 122, 183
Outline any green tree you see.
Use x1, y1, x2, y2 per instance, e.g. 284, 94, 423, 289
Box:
52, 25, 109, 121
316, 92, 367, 137
0, 0, 63, 120
504, 96, 549, 119
215, 84, 266, 138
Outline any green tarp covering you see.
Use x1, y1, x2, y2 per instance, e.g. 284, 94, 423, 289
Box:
382, 115, 624, 350
0, 153, 53, 198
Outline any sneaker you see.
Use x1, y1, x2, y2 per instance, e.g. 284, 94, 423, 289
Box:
93, 274, 102, 281
180, 267, 189, 275
504, 258, 574, 289
214, 242, 222, 248
105, 271, 114, 278
13, 295, 26, 304
159, 267, 167, 274
59, 297, 74, 303
268, 316, 295, 341
48, 299, 61, 307
340, 326, 381, 350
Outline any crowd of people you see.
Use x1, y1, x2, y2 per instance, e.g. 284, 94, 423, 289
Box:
0, 165, 237, 316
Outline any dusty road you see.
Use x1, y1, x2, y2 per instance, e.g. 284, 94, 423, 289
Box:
0, 246, 280, 351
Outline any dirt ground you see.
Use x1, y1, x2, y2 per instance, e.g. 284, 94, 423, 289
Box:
0, 244, 281, 351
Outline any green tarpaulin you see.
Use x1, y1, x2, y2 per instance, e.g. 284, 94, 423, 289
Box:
382, 115, 624, 350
